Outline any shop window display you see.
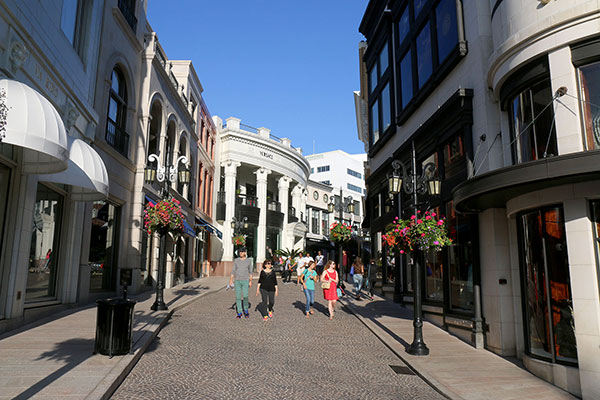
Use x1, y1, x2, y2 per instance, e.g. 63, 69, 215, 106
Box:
26, 184, 63, 302
89, 201, 120, 292
519, 206, 577, 363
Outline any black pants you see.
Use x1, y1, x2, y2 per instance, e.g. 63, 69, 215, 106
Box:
315, 265, 324, 277
260, 288, 275, 317
282, 269, 292, 282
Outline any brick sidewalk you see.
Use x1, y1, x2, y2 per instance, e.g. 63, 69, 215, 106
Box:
0, 276, 229, 400
340, 292, 576, 400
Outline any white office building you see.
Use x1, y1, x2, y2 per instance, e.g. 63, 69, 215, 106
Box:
306, 150, 366, 229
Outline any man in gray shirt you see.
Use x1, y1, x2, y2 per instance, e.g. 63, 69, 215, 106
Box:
229, 247, 253, 319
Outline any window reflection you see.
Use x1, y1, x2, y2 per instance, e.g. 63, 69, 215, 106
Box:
436, 0, 458, 63
369, 65, 378, 94
381, 83, 391, 133
398, 7, 410, 45
578, 61, 600, 150
370, 99, 379, 145
89, 201, 120, 292
416, 22, 432, 88
379, 43, 389, 75
26, 184, 63, 302
519, 206, 577, 363
425, 248, 444, 302
400, 50, 413, 108
510, 80, 557, 163
446, 201, 474, 311
413, 0, 426, 18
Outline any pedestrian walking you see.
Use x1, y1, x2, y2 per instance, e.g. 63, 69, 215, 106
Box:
352, 257, 365, 299
300, 261, 318, 317
283, 255, 296, 283
367, 259, 377, 298
320, 260, 339, 320
228, 247, 253, 319
256, 259, 278, 321
315, 250, 325, 276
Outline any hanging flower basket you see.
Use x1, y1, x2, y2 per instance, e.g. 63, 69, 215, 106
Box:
143, 198, 184, 235
232, 234, 246, 246
383, 211, 452, 254
329, 222, 352, 243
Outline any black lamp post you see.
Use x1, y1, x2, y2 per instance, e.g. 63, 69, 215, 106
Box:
328, 188, 355, 285
144, 153, 190, 311
388, 140, 441, 356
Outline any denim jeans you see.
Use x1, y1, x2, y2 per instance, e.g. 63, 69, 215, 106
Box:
353, 274, 363, 295
234, 280, 249, 313
303, 288, 315, 313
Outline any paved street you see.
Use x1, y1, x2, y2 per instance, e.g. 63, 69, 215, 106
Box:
113, 280, 444, 400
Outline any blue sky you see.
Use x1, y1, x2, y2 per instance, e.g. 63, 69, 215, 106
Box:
147, 1, 368, 155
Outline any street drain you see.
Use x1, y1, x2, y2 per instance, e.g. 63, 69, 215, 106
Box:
389, 365, 415, 375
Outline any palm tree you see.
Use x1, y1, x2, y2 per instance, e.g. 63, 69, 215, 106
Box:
274, 247, 301, 261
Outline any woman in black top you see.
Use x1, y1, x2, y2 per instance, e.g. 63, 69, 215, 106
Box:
256, 259, 278, 321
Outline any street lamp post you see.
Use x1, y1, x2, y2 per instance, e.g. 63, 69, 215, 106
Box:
328, 187, 355, 287
388, 140, 441, 356
144, 153, 190, 311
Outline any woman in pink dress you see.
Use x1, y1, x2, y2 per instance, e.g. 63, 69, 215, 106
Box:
321, 260, 339, 320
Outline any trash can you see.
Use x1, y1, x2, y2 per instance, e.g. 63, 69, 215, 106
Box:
94, 298, 136, 357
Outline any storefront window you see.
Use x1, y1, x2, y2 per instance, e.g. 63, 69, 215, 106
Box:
89, 201, 120, 292
321, 211, 329, 235
519, 206, 577, 364
26, 184, 63, 302
424, 249, 443, 302
577, 61, 600, 150
266, 227, 280, 260
311, 209, 320, 234
509, 79, 557, 163
446, 201, 474, 312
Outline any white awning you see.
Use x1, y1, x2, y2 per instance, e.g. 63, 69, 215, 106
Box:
0, 79, 69, 174
41, 137, 109, 201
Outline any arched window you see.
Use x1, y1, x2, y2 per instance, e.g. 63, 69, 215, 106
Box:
177, 134, 187, 194
148, 101, 162, 161
164, 121, 176, 167
106, 68, 129, 157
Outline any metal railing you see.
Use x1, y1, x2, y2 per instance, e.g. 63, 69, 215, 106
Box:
118, 0, 137, 33
156, 48, 166, 67
236, 194, 258, 207
169, 71, 179, 91
240, 123, 258, 134
106, 119, 129, 157
267, 200, 281, 212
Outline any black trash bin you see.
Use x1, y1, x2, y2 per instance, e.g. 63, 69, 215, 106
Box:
94, 298, 136, 357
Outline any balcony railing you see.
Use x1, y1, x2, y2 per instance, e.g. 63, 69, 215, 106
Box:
267, 200, 281, 212
156, 48, 167, 68
236, 194, 258, 207
288, 207, 298, 223
118, 0, 137, 33
106, 119, 129, 157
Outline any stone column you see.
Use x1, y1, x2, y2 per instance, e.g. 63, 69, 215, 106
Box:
278, 177, 291, 249
300, 188, 308, 223
291, 184, 303, 218
255, 167, 271, 265
222, 160, 240, 262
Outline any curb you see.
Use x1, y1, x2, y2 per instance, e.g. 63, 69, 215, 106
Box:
89, 285, 226, 400
340, 297, 461, 400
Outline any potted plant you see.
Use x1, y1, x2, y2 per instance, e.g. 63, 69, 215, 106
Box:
329, 222, 352, 243
232, 234, 246, 246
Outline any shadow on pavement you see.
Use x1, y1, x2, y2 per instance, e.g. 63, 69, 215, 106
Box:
12, 338, 95, 400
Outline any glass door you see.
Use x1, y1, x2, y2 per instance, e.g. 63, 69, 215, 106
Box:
26, 184, 64, 303
519, 206, 577, 364
89, 201, 120, 292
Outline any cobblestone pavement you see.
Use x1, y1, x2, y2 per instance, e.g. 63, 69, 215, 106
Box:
112, 279, 445, 400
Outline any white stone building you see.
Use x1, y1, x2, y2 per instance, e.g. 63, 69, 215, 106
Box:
0, 0, 108, 332
359, 0, 600, 397
211, 117, 310, 275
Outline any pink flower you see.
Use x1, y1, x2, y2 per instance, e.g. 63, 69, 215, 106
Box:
434, 240, 439, 245
411, 215, 416, 220
425, 216, 431, 220
421, 233, 426, 237
437, 220, 444, 226
432, 212, 436, 217
400, 250, 404, 254
417, 219, 423, 224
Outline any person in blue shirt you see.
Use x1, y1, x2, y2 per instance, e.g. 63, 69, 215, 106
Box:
300, 261, 318, 317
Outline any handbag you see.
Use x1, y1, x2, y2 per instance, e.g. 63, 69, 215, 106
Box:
321, 280, 331, 289
337, 287, 343, 297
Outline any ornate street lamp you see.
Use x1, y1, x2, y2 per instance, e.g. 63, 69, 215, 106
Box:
231, 216, 248, 232
328, 188, 355, 285
388, 141, 441, 356
144, 153, 189, 311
